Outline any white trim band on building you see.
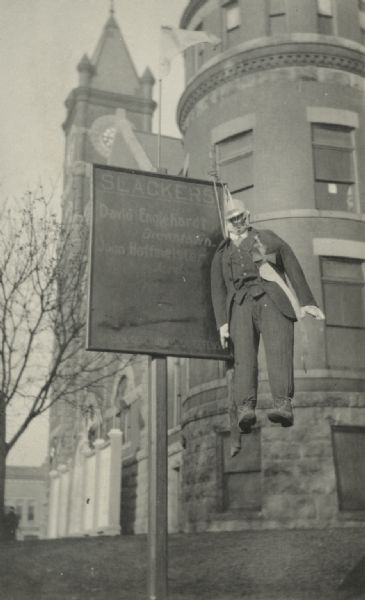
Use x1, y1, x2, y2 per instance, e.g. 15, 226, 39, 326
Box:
252, 209, 365, 223
211, 114, 256, 144
306, 107, 359, 128
313, 238, 365, 260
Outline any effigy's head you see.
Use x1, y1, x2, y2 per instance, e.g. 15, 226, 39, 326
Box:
225, 197, 250, 235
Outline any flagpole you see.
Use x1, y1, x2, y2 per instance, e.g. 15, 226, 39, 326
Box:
208, 146, 226, 238
157, 78, 162, 170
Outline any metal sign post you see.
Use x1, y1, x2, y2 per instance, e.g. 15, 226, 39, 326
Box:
148, 356, 168, 599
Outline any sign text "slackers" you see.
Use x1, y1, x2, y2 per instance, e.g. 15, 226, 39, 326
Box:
99, 172, 214, 205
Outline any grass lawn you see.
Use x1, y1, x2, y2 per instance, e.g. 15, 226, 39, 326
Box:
0, 528, 364, 600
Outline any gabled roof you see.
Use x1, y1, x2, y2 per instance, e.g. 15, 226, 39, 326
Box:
136, 131, 184, 175
90, 13, 140, 95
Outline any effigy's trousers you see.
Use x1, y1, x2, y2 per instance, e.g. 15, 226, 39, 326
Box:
229, 293, 294, 408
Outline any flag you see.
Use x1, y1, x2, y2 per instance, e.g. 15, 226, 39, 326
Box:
160, 26, 220, 78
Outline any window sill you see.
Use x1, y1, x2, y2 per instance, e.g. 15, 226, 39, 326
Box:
338, 510, 365, 520
253, 209, 365, 223
213, 509, 263, 521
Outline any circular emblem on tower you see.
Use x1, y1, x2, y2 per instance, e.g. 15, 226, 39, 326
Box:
89, 115, 117, 158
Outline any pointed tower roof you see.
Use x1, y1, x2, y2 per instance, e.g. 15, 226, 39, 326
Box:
90, 11, 140, 95
77, 53, 94, 74
141, 67, 155, 84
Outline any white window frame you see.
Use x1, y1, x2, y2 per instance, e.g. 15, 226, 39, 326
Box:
317, 0, 333, 16
216, 130, 253, 194
317, 0, 338, 35
211, 115, 256, 206
360, 10, 365, 41
225, 1, 241, 31
268, 0, 287, 35
307, 108, 360, 215
313, 238, 365, 371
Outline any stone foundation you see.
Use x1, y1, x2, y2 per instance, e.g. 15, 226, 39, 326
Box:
181, 385, 365, 532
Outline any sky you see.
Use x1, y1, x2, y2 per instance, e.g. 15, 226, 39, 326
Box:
1, 0, 188, 466
0, 0, 187, 200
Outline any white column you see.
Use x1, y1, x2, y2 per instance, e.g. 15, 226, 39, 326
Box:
108, 428, 123, 535
83, 447, 95, 534
57, 464, 70, 538
47, 470, 60, 539
77, 446, 89, 536
93, 438, 105, 534
69, 439, 87, 536
65, 458, 74, 536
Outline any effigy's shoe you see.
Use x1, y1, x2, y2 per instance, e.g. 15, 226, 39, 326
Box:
237, 404, 256, 434
268, 398, 293, 428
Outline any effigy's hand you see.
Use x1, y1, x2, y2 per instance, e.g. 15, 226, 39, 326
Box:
219, 323, 230, 348
300, 305, 325, 320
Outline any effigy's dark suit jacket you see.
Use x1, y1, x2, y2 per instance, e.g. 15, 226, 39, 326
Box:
210, 228, 317, 329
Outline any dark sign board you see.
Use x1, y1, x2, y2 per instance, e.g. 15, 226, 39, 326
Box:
87, 165, 228, 359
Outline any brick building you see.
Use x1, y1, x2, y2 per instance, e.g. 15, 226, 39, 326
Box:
49, 1, 365, 535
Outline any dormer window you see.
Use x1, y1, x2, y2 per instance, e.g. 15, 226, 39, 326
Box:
225, 2, 241, 31
317, 0, 334, 34
269, 0, 287, 35
224, 1, 241, 48
360, 5, 365, 44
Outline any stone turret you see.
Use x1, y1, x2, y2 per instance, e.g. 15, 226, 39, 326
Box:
177, 0, 365, 531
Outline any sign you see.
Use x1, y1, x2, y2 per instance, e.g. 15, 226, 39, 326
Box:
87, 165, 228, 359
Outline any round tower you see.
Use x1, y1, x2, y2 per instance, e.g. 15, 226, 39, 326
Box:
178, 0, 365, 531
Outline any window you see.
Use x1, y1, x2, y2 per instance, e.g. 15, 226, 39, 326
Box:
317, 0, 334, 34
332, 426, 365, 511
219, 429, 262, 511
27, 503, 35, 522
320, 257, 365, 369
312, 124, 356, 212
224, 2, 241, 47
360, 6, 365, 43
217, 130, 254, 211
15, 503, 23, 522
167, 357, 182, 430
226, 2, 240, 30
269, 0, 287, 35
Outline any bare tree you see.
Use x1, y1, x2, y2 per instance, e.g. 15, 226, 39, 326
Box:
0, 190, 130, 538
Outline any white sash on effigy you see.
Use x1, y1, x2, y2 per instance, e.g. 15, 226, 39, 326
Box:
259, 262, 302, 320
259, 262, 309, 371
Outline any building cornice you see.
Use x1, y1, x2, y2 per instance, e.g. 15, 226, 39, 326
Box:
177, 38, 365, 131
63, 87, 156, 131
